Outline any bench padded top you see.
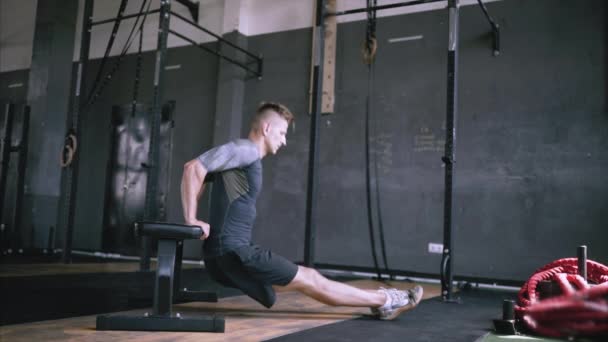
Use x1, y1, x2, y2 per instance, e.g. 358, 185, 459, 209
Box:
136, 222, 203, 240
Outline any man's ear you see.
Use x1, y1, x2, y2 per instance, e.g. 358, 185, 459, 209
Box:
262, 121, 271, 136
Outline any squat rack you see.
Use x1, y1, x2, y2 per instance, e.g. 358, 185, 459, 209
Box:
59, 0, 263, 268
305, 0, 499, 302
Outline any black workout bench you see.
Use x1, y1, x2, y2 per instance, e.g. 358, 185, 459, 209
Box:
96, 222, 225, 332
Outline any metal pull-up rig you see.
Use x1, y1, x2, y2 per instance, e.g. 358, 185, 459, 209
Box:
59, 0, 263, 268
305, 0, 500, 303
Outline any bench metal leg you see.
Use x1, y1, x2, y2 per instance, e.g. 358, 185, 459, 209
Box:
96, 238, 225, 332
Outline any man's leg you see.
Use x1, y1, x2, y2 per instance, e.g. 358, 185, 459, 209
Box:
273, 266, 386, 307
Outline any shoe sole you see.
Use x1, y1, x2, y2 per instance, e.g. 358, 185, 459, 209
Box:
379, 286, 424, 321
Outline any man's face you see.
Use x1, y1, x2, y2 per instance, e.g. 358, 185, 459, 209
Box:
264, 113, 288, 155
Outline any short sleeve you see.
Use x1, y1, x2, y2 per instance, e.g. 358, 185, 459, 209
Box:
197, 139, 260, 173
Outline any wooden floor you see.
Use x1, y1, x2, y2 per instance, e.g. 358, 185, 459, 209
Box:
0, 279, 441, 342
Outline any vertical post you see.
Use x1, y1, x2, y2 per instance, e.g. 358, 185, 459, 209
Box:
304, 0, 326, 267
502, 299, 515, 321
154, 239, 176, 316
0, 104, 15, 228
60, 0, 94, 263
13, 107, 30, 247
0, 104, 15, 250
441, 0, 459, 302
141, 0, 171, 270
577, 245, 587, 282
173, 240, 184, 296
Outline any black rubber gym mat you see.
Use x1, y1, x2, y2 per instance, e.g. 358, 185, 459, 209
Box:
268, 288, 516, 342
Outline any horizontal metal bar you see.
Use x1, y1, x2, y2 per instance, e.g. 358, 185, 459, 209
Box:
388, 34, 424, 43
168, 30, 261, 77
91, 8, 161, 26
169, 11, 261, 62
327, 0, 444, 17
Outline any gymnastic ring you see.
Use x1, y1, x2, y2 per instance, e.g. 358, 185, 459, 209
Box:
59, 133, 77, 167
66, 133, 78, 155
361, 37, 378, 65
60, 145, 74, 167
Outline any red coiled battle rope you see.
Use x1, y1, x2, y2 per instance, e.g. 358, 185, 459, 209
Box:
515, 258, 608, 338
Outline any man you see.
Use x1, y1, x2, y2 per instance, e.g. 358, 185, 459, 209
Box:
181, 102, 423, 320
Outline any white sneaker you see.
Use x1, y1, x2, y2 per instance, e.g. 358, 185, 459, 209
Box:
407, 285, 424, 307
372, 285, 424, 320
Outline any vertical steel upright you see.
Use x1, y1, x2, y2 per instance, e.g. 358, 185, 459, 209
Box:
304, 0, 326, 267
441, 0, 459, 302
577, 245, 587, 282
0, 104, 15, 227
13, 107, 29, 247
141, 0, 172, 270
0, 104, 30, 250
60, 0, 94, 263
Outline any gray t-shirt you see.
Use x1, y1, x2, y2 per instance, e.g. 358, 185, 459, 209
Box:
197, 139, 259, 174
197, 139, 263, 258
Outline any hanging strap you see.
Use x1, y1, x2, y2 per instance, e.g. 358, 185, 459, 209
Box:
83, 0, 152, 112
365, 61, 381, 280
83, 0, 130, 109
131, 13, 145, 117
363, 0, 393, 281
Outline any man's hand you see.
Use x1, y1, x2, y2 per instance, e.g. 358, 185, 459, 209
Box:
186, 219, 210, 240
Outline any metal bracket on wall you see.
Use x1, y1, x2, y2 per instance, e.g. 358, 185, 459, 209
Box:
476, 0, 500, 56
309, 0, 336, 115
175, 0, 199, 23
168, 11, 263, 79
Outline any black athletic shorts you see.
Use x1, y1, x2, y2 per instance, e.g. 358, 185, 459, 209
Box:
204, 244, 299, 308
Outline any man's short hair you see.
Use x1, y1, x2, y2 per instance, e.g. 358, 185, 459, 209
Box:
252, 102, 294, 130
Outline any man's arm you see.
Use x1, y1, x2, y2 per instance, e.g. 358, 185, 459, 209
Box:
180, 159, 210, 239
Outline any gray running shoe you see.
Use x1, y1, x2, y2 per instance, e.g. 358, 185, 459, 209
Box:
373, 285, 424, 320
407, 285, 424, 307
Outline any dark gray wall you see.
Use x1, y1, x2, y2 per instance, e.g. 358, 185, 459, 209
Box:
244, 0, 608, 282
452, 0, 607, 280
